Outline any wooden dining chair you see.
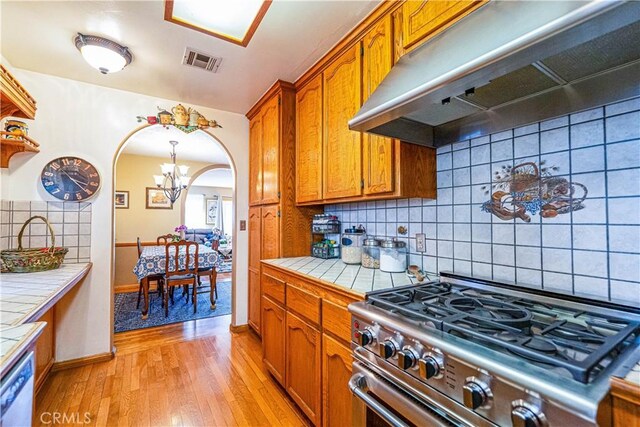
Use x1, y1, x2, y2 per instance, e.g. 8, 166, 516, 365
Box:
157, 234, 174, 245
196, 240, 219, 308
163, 240, 199, 317
136, 237, 165, 309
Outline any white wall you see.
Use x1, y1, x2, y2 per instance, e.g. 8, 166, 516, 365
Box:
0, 65, 249, 361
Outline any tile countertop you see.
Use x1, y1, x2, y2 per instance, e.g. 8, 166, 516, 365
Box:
0, 263, 92, 376
262, 257, 436, 295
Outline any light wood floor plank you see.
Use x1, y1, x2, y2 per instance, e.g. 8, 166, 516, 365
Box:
35, 315, 310, 427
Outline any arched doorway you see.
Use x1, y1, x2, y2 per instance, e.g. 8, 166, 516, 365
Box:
110, 124, 239, 338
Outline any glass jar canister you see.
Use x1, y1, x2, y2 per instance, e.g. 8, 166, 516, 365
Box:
361, 237, 380, 269
379, 239, 407, 273
341, 225, 366, 264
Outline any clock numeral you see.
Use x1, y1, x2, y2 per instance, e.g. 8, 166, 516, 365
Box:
50, 162, 60, 170
51, 189, 61, 194
84, 165, 91, 171
44, 181, 54, 187
62, 159, 70, 166
76, 193, 83, 200
63, 193, 70, 200
89, 182, 99, 187
44, 171, 54, 177
89, 173, 98, 178
85, 189, 93, 195
74, 159, 82, 166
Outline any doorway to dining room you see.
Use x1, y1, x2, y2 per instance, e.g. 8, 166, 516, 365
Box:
112, 125, 236, 333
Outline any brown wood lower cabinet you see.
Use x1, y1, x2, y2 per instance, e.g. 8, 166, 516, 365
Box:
261, 295, 286, 385
611, 376, 640, 426
322, 334, 352, 427
286, 311, 322, 426
34, 307, 54, 393
261, 263, 364, 426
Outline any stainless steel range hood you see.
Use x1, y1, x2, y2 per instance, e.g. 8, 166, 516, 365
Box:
349, 1, 640, 147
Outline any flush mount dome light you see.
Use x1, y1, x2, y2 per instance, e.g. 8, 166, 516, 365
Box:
74, 33, 132, 74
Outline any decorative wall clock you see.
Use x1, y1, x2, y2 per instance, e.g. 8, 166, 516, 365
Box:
41, 156, 101, 201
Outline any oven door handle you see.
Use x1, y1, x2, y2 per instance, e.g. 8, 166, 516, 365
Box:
349, 374, 411, 427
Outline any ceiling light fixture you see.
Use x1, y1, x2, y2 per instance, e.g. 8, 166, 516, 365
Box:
153, 141, 191, 205
74, 33, 132, 74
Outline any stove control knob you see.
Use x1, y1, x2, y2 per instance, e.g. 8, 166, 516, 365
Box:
378, 339, 398, 359
419, 355, 443, 379
354, 329, 373, 347
463, 378, 491, 410
397, 348, 418, 370
511, 402, 546, 427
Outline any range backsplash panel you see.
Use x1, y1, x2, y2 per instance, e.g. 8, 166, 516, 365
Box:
325, 97, 640, 305
1, 200, 91, 264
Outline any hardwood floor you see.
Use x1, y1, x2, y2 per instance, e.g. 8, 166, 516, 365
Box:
35, 315, 311, 426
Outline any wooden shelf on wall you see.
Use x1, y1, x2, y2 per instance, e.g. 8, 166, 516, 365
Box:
1, 131, 40, 168
1, 64, 39, 167
1, 65, 36, 120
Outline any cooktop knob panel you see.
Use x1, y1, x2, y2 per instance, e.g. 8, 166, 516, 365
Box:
462, 378, 492, 410
397, 348, 418, 370
419, 354, 443, 380
511, 401, 547, 427
378, 339, 398, 359
355, 329, 373, 347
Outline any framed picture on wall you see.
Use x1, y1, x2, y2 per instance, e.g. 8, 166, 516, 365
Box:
206, 196, 219, 225
146, 187, 172, 209
114, 190, 129, 209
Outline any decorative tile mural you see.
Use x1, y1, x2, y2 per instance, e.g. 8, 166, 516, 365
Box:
480, 161, 587, 222
0, 200, 91, 264
325, 97, 640, 306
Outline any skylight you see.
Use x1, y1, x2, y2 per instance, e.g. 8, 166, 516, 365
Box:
165, 0, 271, 47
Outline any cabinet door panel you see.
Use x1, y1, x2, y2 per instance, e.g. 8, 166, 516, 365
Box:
261, 96, 280, 204
35, 308, 54, 392
323, 44, 362, 200
262, 296, 286, 385
402, 1, 485, 50
248, 207, 261, 270
322, 334, 353, 427
248, 268, 261, 333
362, 15, 395, 195
249, 116, 263, 205
296, 75, 324, 203
286, 311, 322, 426
261, 205, 280, 260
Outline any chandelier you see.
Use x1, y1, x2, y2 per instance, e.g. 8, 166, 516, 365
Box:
153, 141, 190, 205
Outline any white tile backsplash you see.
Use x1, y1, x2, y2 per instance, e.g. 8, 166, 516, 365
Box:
0, 200, 91, 264
325, 97, 640, 305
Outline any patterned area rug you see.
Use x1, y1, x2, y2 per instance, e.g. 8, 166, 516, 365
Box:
218, 260, 232, 273
114, 279, 231, 333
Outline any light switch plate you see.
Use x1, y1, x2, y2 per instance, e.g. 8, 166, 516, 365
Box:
416, 233, 426, 252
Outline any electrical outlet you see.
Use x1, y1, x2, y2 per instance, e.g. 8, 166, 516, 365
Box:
416, 233, 426, 252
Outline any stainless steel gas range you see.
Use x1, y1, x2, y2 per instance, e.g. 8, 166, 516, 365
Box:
348, 273, 640, 427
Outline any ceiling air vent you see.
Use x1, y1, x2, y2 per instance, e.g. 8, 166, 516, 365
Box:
182, 47, 222, 73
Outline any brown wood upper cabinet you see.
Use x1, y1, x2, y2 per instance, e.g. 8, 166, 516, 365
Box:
248, 81, 292, 206
295, 12, 437, 206
402, 0, 487, 50
362, 15, 395, 196
323, 44, 363, 200
296, 75, 324, 204
261, 96, 280, 204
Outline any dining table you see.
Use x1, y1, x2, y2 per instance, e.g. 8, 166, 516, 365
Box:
133, 244, 220, 319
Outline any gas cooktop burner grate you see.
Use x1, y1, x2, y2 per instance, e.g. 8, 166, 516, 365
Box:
367, 282, 640, 384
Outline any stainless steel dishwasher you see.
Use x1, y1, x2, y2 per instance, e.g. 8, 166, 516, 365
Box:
1, 351, 35, 427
